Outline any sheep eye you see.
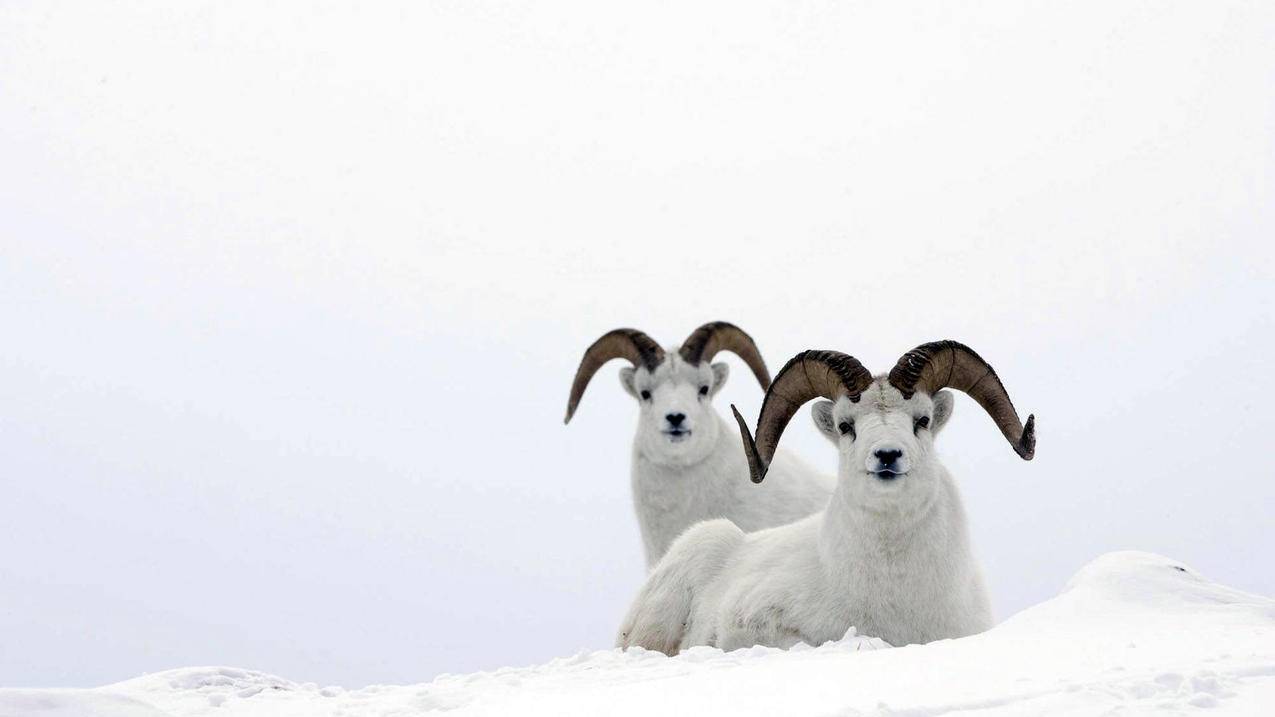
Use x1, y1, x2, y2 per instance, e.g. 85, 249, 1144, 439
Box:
914, 415, 931, 433
698, 385, 709, 397
640, 390, 651, 401
837, 420, 855, 438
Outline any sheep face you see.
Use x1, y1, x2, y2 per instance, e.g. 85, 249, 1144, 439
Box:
620, 353, 729, 466
811, 380, 955, 512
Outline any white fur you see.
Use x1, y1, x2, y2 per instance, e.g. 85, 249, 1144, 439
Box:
617, 380, 993, 652
619, 351, 834, 568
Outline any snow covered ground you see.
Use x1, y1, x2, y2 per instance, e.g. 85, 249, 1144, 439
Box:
3, 552, 1271, 717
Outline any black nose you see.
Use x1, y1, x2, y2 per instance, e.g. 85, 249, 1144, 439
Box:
666, 413, 686, 428
874, 449, 903, 467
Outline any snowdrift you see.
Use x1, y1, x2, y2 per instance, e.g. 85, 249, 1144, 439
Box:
3, 552, 1273, 716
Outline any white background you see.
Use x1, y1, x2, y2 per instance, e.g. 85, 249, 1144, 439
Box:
2, 0, 1272, 688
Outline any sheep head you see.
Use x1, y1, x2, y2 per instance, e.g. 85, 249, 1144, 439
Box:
565, 322, 772, 467
732, 341, 1034, 508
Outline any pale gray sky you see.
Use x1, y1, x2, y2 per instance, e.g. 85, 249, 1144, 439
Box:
1, 0, 1272, 688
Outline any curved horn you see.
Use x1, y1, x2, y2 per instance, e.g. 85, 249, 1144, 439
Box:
730, 350, 873, 483
679, 321, 772, 389
888, 340, 1036, 460
564, 329, 665, 424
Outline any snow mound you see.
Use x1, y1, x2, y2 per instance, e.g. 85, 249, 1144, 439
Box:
3, 552, 1273, 716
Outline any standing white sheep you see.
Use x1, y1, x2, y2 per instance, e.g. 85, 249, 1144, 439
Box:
565, 322, 834, 568
617, 341, 1036, 651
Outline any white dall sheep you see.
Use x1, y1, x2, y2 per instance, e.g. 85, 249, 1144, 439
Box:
565, 322, 834, 568
617, 341, 1036, 651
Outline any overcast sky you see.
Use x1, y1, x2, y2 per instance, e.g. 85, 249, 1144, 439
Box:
2, 0, 1273, 689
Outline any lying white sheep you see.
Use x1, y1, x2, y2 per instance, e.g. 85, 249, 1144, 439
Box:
617, 341, 1036, 651
565, 322, 834, 568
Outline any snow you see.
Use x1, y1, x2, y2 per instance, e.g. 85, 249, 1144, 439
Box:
3, 552, 1271, 716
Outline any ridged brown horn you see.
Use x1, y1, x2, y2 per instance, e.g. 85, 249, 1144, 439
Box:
564, 329, 665, 424
731, 350, 873, 483
888, 340, 1036, 460
679, 321, 772, 389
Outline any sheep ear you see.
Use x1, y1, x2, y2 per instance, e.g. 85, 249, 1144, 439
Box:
710, 362, 730, 395
932, 390, 955, 434
811, 400, 838, 444
619, 367, 638, 398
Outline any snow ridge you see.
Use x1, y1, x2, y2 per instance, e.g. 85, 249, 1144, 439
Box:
2, 552, 1272, 716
